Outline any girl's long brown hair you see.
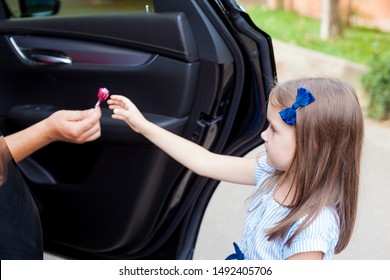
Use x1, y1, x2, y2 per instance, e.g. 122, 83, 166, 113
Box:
261, 78, 364, 254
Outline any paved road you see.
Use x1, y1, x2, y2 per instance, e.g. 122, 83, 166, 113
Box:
193, 40, 390, 260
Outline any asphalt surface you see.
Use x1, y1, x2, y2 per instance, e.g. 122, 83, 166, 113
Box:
193, 40, 390, 260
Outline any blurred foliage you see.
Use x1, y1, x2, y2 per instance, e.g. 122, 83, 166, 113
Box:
361, 52, 390, 120
246, 6, 390, 66
245, 6, 390, 120
3, 0, 153, 17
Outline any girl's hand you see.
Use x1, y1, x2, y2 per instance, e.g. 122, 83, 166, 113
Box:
107, 95, 148, 133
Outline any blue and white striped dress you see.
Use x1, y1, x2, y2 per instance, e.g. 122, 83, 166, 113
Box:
238, 156, 339, 260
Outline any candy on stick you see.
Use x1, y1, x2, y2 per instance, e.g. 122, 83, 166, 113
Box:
95, 87, 110, 108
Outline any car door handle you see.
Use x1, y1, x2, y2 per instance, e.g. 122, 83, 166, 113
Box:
29, 52, 72, 65
9, 37, 72, 65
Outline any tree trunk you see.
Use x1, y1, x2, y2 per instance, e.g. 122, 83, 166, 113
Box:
258, 0, 268, 6
266, 0, 284, 10
275, 0, 284, 9
320, 0, 341, 40
345, 0, 353, 27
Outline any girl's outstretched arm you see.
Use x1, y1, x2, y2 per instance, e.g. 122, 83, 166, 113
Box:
108, 95, 257, 185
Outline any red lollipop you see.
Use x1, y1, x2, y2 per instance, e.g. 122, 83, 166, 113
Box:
95, 87, 110, 108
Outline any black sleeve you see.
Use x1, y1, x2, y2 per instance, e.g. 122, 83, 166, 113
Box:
0, 135, 43, 260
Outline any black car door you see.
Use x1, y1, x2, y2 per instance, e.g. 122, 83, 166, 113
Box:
0, 0, 276, 259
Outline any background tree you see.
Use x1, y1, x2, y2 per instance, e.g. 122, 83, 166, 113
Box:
263, 0, 284, 10
320, 0, 342, 40
345, 0, 353, 27
275, 0, 284, 9
258, 0, 268, 6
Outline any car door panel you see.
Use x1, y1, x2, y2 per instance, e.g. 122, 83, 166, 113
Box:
31, 144, 177, 253
0, 0, 276, 259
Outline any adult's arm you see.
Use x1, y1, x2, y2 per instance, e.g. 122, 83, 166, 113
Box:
5, 108, 101, 163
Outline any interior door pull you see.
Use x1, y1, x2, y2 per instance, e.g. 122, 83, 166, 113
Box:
29, 53, 72, 65
9, 37, 72, 65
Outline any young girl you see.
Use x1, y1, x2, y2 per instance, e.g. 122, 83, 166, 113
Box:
107, 77, 364, 260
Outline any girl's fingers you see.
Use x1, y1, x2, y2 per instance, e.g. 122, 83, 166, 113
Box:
108, 105, 123, 110
111, 113, 127, 123
111, 114, 124, 120
112, 108, 130, 117
108, 95, 134, 109
108, 95, 128, 105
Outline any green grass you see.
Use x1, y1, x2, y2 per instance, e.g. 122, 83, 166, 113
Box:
57, 1, 153, 15
246, 7, 390, 65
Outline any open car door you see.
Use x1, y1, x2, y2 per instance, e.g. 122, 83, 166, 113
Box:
0, 0, 276, 259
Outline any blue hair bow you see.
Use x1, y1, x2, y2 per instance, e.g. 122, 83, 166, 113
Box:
279, 87, 315, 125
225, 242, 245, 260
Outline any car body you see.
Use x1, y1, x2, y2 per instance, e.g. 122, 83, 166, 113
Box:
0, 0, 276, 259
